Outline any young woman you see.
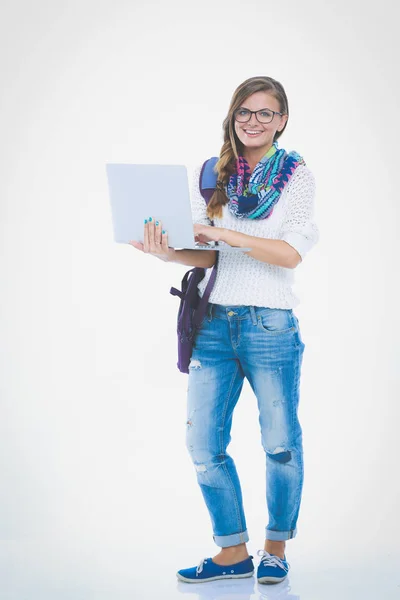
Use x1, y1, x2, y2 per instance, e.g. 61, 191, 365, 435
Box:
130, 76, 319, 585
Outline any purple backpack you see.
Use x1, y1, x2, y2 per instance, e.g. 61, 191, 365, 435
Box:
170, 157, 219, 373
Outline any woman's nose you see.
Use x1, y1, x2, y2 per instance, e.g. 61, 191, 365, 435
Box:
247, 115, 258, 127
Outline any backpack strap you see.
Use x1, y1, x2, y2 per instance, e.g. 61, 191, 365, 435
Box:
170, 267, 196, 300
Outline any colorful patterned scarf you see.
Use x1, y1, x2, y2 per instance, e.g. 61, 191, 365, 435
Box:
227, 141, 306, 220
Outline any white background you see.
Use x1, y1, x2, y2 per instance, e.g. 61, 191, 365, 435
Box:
1, 1, 399, 599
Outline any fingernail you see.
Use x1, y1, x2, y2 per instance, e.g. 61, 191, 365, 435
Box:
148, 217, 153, 222
162, 230, 166, 234
144, 219, 148, 224
155, 221, 159, 226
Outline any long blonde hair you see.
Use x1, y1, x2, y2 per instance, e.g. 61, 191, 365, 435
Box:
207, 76, 289, 219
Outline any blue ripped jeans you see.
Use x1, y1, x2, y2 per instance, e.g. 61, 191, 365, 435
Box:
186, 303, 305, 547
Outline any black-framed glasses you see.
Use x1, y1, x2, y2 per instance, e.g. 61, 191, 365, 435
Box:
234, 107, 284, 124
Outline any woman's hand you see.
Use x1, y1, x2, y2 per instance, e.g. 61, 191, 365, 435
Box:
193, 224, 226, 244
129, 217, 176, 263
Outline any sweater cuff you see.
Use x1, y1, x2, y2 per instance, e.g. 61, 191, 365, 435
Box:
281, 231, 313, 260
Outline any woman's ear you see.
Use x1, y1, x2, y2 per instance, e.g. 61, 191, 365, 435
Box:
278, 114, 289, 132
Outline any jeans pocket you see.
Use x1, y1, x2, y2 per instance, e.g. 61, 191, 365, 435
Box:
292, 314, 305, 349
257, 308, 296, 335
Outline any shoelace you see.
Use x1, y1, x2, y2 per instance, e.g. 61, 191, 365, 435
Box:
196, 557, 208, 575
257, 549, 290, 573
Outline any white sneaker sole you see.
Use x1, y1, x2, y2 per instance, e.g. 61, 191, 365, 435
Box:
177, 570, 254, 583
257, 574, 288, 584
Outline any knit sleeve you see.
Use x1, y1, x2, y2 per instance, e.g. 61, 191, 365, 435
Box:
189, 162, 213, 226
279, 165, 320, 260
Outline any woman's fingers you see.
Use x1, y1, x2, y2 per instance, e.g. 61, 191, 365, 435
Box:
148, 217, 163, 252
147, 217, 155, 250
143, 218, 150, 252
161, 228, 169, 252
154, 220, 163, 248
142, 217, 171, 258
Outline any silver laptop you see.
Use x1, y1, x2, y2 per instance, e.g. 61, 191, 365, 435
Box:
105, 163, 251, 251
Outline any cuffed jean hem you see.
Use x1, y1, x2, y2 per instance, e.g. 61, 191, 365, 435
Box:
265, 527, 297, 541
213, 530, 250, 547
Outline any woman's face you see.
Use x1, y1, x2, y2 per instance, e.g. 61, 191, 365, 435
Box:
233, 91, 288, 154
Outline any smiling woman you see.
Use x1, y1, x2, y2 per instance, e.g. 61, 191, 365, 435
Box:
129, 75, 319, 586
177, 76, 319, 585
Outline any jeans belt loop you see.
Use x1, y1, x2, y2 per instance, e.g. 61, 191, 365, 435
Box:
249, 305, 257, 326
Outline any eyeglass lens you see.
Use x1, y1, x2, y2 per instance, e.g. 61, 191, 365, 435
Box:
235, 109, 274, 124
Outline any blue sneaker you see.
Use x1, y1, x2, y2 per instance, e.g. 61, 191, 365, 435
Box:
176, 555, 254, 583
256, 550, 290, 584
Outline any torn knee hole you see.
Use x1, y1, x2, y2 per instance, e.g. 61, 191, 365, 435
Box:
267, 446, 292, 463
195, 463, 207, 473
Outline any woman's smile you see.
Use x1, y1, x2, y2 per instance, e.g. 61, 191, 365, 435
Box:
243, 129, 264, 137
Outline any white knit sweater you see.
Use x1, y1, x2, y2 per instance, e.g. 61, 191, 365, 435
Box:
190, 161, 319, 309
